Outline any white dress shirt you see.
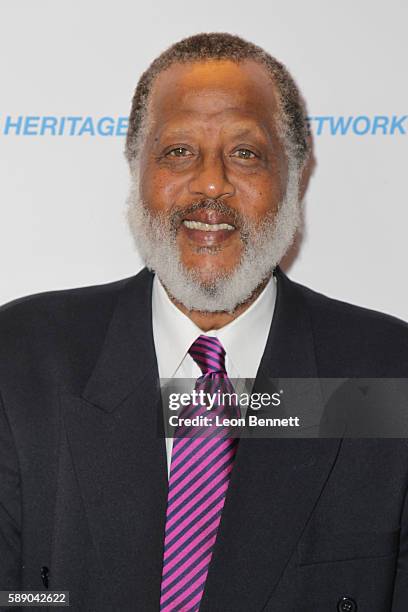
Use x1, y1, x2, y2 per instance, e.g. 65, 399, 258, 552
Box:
151, 274, 277, 476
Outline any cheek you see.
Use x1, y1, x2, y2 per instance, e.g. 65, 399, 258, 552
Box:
237, 173, 284, 220
140, 166, 185, 213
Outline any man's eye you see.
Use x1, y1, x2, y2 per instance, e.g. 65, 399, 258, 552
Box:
232, 149, 257, 159
166, 147, 192, 157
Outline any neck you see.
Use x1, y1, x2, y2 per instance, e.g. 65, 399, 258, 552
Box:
165, 276, 271, 331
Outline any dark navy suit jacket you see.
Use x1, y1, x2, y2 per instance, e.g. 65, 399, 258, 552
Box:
1, 267, 408, 611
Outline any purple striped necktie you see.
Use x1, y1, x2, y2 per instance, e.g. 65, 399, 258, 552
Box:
159, 335, 240, 611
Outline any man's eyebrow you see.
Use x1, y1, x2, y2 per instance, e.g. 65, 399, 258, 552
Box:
229, 127, 265, 139
154, 126, 196, 142
157, 125, 269, 140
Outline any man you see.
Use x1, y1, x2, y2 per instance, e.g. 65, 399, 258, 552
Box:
1, 32, 408, 611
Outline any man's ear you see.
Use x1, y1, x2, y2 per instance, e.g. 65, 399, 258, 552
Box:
299, 132, 316, 201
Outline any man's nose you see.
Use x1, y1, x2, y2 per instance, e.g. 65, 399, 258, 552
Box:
188, 153, 235, 200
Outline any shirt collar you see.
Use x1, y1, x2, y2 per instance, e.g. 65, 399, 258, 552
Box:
152, 274, 276, 379
152, 276, 202, 378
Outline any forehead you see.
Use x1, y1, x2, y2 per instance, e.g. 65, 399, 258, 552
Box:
147, 59, 280, 136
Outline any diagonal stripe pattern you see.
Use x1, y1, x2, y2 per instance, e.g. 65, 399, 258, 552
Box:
159, 335, 240, 611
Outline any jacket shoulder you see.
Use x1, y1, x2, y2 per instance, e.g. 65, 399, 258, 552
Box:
0, 273, 145, 388
292, 277, 408, 375
0, 276, 131, 334
298, 279, 407, 327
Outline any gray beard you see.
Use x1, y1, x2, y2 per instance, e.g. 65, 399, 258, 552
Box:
126, 163, 301, 313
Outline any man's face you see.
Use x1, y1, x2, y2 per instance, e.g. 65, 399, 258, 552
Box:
138, 59, 289, 286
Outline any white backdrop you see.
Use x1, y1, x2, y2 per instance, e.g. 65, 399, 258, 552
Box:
1, 0, 407, 320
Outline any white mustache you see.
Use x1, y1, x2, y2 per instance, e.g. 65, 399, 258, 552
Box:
169, 199, 243, 230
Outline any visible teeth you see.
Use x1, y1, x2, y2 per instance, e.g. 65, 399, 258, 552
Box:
183, 220, 235, 231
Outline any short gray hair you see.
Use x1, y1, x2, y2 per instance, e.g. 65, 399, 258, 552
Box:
124, 32, 310, 170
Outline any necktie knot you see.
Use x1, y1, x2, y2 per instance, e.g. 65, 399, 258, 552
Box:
188, 334, 226, 375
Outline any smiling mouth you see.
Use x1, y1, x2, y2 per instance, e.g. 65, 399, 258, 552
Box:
180, 216, 238, 247
173, 201, 241, 247
182, 220, 235, 232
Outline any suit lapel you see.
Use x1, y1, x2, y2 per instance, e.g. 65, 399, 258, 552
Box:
61, 269, 168, 609
199, 268, 343, 611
